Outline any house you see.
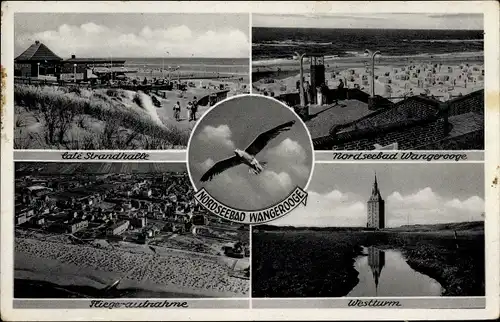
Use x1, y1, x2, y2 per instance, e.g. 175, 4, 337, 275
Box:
106, 220, 130, 236
14, 41, 63, 78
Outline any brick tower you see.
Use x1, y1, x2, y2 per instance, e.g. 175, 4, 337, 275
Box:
367, 173, 385, 229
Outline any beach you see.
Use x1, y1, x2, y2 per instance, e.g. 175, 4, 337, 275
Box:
15, 237, 249, 298
252, 52, 484, 102
14, 55, 249, 150
126, 57, 249, 84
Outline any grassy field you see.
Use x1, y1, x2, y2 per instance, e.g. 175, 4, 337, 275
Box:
14, 84, 190, 149
252, 222, 484, 297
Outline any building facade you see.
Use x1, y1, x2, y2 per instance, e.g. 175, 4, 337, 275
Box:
15, 41, 128, 82
367, 174, 385, 229
106, 220, 130, 236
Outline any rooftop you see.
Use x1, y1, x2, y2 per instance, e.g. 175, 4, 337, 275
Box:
27, 185, 51, 191
305, 100, 371, 139
64, 58, 126, 63
448, 112, 484, 137
109, 220, 129, 230
15, 41, 63, 62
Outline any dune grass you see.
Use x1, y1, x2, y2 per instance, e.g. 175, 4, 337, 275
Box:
14, 84, 190, 149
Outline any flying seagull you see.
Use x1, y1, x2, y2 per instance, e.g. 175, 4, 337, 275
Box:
200, 120, 296, 182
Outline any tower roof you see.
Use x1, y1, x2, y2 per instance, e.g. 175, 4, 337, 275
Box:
369, 172, 383, 201
15, 41, 63, 62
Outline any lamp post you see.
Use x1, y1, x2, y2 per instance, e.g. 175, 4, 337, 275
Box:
163, 50, 170, 77
73, 64, 77, 83
37, 62, 40, 78
110, 54, 113, 82
294, 52, 307, 107
365, 49, 381, 97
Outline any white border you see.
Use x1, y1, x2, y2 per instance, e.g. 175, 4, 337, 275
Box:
2, 1, 499, 321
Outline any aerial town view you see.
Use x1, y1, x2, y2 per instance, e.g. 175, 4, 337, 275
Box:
252, 13, 484, 150
14, 162, 250, 298
252, 163, 485, 298
14, 13, 250, 149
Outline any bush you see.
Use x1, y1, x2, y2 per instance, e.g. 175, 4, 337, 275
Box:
14, 84, 189, 148
68, 86, 82, 96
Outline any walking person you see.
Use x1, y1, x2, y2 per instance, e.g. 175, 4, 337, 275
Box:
173, 101, 181, 121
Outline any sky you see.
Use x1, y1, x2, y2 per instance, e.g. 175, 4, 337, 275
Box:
272, 163, 485, 228
253, 13, 483, 30
188, 96, 313, 211
14, 13, 249, 58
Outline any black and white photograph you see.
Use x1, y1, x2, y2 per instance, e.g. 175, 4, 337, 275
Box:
2, 1, 499, 321
252, 163, 485, 298
14, 13, 250, 150
252, 13, 484, 150
188, 95, 313, 212
14, 162, 250, 298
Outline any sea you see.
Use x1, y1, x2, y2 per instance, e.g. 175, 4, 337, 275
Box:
123, 57, 249, 76
252, 28, 484, 61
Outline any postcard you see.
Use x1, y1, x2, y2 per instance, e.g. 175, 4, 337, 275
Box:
1, 1, 498, 321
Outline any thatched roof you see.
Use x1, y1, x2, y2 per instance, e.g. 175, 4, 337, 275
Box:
15, 41, 63, 62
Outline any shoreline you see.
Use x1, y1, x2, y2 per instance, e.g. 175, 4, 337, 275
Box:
252, 51, 484, 68
15, 237, 249, 298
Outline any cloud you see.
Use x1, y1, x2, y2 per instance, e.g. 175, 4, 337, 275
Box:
257, 170, 293, 197
272, 187, 484, 228
267, 138, 306, 162
273, 190, 366, 227
16, 23, 249, 58
197, 124, 235, 149
202, 167, 262, 208
195, 133, 311, 211
265, 138, 309, 179
386, 188, 484, 226
198, 158, 215, 172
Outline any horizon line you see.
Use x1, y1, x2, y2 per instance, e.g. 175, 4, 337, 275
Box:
252, 26, 484, 31
13, 55, 249, 60
261, 220, 485, 229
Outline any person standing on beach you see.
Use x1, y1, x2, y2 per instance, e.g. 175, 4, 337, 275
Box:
320, 82, 329, 105
304, 81, 312, 106
187, 102, 193, 121
338, 79, 344, 90
192, 96, 198, 121
173, 101, 181, 121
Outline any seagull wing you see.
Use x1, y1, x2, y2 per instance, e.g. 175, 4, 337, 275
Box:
244, 120, 296, 156
200, 156, 242, 182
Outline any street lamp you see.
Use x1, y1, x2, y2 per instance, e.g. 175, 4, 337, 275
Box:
365, 49, 381, 97
163, 51, 169, 77
294, 52, 307, 107
73, 64, 77, 83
